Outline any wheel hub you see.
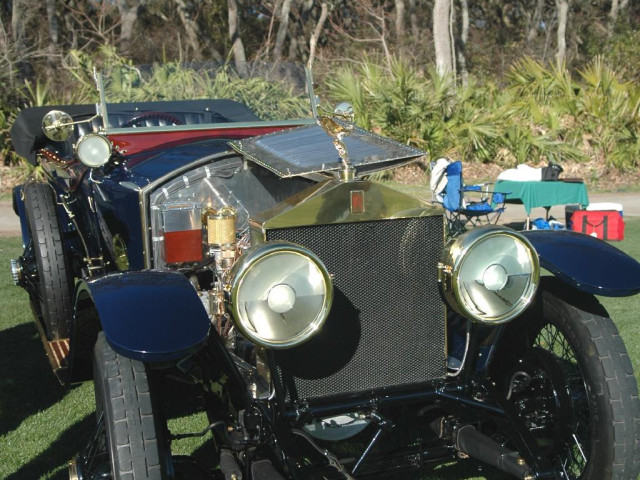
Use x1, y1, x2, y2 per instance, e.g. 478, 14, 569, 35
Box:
508, 347, 574, 456
10, 257, 23, 286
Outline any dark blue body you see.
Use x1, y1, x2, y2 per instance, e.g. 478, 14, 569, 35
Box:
78, 270, 211, 362
523, 229, 640, 297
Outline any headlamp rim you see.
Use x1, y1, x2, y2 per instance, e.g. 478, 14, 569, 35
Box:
447, 227, 540, 325
228, 241, 333, 348
75, 133, 112, 168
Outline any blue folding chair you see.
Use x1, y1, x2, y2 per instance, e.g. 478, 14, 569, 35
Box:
431, 159, 508, 235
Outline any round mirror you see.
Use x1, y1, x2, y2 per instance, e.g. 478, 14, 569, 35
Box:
42, 110, 74, 142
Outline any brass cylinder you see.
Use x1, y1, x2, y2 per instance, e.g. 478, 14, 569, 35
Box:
204, 206, 237, 246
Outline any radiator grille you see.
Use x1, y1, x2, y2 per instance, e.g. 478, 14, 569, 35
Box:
267, 216, 446, 401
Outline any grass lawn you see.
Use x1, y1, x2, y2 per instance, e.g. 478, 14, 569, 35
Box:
1, 220, 639, 480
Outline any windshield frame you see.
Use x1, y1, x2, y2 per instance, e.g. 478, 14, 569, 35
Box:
94, 63, 319, 135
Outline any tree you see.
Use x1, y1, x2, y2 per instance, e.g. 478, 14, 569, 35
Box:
10, 0, 32, 79
395, 0, 406, 39
433, 0, 454, 76
609, 0, 630, 31
308, 2, 330, 69
330, 0, 393, 69
456, 0, 469, 85
173, 0, 223, 61
115, 0, 148, 53
227, 0, 247, 75
408, 0, 419, 38
274, 0, 293, 61
555, 0, 569, 65
526, 0, 545, 42
45, 0, 59, 69
174, 0, 204, 59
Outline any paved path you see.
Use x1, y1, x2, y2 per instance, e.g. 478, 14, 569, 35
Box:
1, 192, 638, 236
0, 201, 18, 237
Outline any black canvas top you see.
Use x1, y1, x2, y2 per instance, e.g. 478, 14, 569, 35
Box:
11, 104, 97, 165
11, 99, 260, 165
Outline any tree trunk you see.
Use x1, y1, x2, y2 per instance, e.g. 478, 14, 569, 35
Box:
409, 0, 419, 38
395, 0, 406, 39
609, 0, 619, 29
115, 0, 146, 53
527, 0, 544, 42
227, 0, 248, 76
45, 0, 59, 70
173, 0, 202, 59
273, 0, 293, 61
172, 0, 223, 61
555, 0, 569, 65
608, 0, 628, 32
308, 2, 329, 69
10, 0, 32, 80
0, 10, 12, 88
433, 0, 454, 77
63, 0, 79, 50
457, 0, 469, 86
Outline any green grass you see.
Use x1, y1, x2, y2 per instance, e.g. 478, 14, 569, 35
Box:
1, 221, 639, 479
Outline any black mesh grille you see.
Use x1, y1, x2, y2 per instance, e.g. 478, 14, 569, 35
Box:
267, 216, 446, 401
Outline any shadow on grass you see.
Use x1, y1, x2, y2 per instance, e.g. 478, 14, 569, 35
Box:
0, 322, 67, 435
5, 412, 94, 480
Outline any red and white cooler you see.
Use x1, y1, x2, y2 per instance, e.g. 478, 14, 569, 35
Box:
569, 203, 625, 241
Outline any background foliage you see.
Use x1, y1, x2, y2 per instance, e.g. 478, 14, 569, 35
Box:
0, 0, 639, 181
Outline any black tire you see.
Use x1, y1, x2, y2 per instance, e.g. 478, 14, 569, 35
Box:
93, 332, 170, 480
497, 278, 640, 479
23, 182, 73, 339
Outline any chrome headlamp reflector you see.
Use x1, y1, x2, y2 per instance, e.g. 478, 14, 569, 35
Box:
228, 241, 333, 348
440, 226, 539, 324
76, 133, 112, 168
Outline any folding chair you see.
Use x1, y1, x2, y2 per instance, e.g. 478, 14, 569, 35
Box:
430, 158, 508, 236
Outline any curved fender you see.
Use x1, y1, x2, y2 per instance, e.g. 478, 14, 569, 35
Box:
522, 230, 640, 297
78, 270, 211, 362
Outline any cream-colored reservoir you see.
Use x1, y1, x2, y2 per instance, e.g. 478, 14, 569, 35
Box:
204, 206, 237, 247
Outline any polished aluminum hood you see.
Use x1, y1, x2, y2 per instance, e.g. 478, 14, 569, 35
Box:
230, 124, 425, 178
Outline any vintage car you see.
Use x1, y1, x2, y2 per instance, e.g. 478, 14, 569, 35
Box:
8, 63, 640, 480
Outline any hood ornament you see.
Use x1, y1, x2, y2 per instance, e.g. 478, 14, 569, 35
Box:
317, 102, 355, 181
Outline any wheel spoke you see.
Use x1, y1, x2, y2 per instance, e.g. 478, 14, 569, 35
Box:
512, 322, 593, 478
77, 411, 110, 478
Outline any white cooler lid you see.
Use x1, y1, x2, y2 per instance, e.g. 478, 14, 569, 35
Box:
586, 202, 623, 212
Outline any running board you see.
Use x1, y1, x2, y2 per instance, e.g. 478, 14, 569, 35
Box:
46, 338, 70, 375
33, 313, 69, 385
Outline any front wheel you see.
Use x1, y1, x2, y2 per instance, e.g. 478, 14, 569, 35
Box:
23, 182, 73, 339
495, 278, 640, 479
82, 333, 171, 480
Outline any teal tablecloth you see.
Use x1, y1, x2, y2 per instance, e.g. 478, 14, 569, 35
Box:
494, 180, 589, 215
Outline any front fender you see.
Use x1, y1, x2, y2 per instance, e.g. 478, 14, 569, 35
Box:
522, 230, 640, 297
77, 270, 210, 362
